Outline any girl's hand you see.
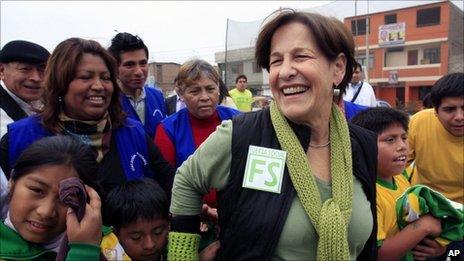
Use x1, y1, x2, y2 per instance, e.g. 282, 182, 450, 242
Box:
66, 185, 102, 245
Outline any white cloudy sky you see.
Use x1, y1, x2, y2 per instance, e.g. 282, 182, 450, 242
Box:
1, 1, 333, 64
2, 1, 462, 65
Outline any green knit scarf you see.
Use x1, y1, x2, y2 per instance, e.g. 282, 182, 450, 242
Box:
270, 102, 353, 260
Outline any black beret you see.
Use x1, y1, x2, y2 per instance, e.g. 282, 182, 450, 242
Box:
0, 40, 50, 64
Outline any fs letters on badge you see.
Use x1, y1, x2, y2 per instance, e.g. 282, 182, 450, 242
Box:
242, 145, 287, 194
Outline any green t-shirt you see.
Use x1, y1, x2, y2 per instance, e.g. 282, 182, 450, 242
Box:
229, 88, 253, 112
171, 120, 373, 260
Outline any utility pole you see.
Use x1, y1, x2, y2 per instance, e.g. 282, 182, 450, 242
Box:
365, 0, 370, 82
224, 18, 229, 89
355, 0, 358, 53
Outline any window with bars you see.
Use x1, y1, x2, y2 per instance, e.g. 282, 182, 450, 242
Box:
351, 18, 369, 36
356, 54, 374, 69
423, 47, 440, 64
230, 63, 243, 75
384, 14, 397, 24
417, 7, 440, 27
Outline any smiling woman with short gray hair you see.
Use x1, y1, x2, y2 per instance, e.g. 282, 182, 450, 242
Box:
167, 9, 378, 261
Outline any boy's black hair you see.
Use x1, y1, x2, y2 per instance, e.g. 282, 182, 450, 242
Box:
108, 32, 149, 64
235, 74, 247, 83
350, 107, 409, 134
103, 178, 169, 230
353, 61, 363, 71
430, 73, 464, 109
422, 92, 433, 109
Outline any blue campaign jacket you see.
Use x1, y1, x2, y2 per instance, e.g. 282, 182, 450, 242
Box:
161, 106, 240, 168
344, 101, 368, 120
8, 116, 153, 181
120, 86, 166, 138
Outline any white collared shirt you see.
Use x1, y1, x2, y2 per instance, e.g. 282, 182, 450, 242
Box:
125, 87, 146, 124
0, 168, 8, 219
175, 95, 186, 112
343, 81, 378, 107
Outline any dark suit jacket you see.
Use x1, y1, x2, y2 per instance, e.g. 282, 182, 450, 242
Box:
0, 84, 28, 121
165, 95, 178, 116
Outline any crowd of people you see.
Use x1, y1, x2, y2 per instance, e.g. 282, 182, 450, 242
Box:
0, 8, 462, 261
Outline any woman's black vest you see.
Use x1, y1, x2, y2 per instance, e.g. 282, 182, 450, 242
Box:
217, 108, 378, 261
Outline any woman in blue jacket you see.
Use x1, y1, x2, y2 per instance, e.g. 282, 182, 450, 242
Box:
0, 38, 173, 195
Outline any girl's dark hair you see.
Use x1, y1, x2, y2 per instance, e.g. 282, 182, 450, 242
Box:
11, 136, 101, 193
103, 178, 169, 229
255, 9, 356, 94
41, 38, 125, 132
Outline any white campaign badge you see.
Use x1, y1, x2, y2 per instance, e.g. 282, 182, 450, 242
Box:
242, 145, 287, 194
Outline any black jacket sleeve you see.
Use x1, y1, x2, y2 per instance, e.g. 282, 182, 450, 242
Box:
349, 123, 378, 261
146, 134, 175, 197
0, 134, 10, 178
170, 215, 201, 234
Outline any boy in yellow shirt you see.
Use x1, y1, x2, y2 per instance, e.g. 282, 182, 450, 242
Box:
352, 107, 446, 260
408, 73, 463, 204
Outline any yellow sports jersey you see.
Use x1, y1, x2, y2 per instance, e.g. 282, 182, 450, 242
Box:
376, 172, 411, 244
408, 109, 464, 204
101, 232, 131, 261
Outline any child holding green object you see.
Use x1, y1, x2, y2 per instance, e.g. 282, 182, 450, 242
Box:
351, 107, 448, 260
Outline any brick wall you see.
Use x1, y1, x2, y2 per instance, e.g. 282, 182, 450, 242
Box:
148, 62, 180, 96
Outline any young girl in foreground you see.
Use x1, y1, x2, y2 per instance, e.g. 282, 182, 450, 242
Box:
0, 136, 126, 260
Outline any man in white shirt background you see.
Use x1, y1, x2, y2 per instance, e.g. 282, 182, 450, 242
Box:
343, 61, 377, 107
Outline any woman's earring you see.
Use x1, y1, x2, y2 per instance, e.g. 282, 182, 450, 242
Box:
333, 83, 341, 97
58, 96, 62, 103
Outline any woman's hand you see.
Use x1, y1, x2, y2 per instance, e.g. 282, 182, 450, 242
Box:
199, 240, 220, 261
202, 204, 218, 222
412, 238, 446, 260
66, 185, 102, 245
200, 204, 218, 232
